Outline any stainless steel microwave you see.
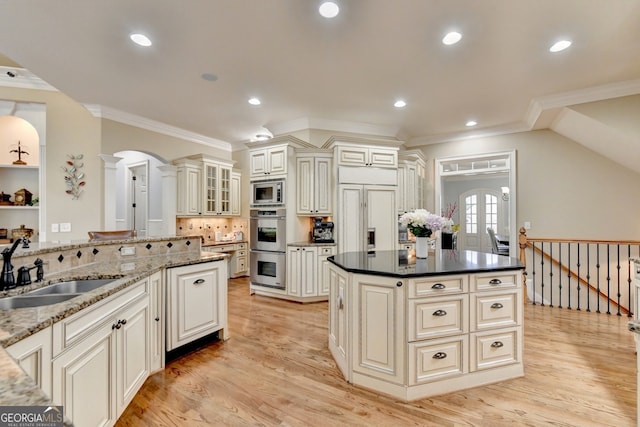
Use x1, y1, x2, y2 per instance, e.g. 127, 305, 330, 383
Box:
250, 179, 285, 207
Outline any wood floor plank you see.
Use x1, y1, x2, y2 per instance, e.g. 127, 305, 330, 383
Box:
116, 277, 637, 426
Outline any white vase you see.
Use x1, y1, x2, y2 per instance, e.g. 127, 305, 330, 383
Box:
415, 236, 429, 258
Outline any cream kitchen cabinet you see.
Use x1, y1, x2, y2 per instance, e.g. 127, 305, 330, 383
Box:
318, 245, 336, 296
202, 243, 248, 278
352, 273, 406, 385
336, 145, 397, 168
148, 271, 164, 372
249, 145, 288, 178
287, 244, 336, 301
327, 255, 524, 401
397, 151, 426, 213
287, 245, 318, 298
328, 263, 349, 380
51, 278, 151, 427
230, 242, 248, 278
167, 260, 228, 351
174, 156, 239, 217
203, 160, 232, 216
175, 159, 202, 216
6, 326, 52, 398
230, 171, 241, 216
296, 153, 332, 215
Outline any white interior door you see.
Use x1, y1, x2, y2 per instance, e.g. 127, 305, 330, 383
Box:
459, 189, 502, 253
128, 162, 148, 237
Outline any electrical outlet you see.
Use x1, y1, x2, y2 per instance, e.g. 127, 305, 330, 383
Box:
120, 246, 136, 256
524, 221, 531, 230
60, 223, 71, 232
120, 262, 136, 272
51, 223, 59, 233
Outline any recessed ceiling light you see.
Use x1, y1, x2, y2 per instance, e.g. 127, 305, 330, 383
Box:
319, 1, 340, 18
442, 32, 462, 45
201, 73, 218, 82
394, 100, 407, 108
130, 33, 152, 47
549, 40, 572, 53
466, 120, 477, 127
248, 97, 261, 106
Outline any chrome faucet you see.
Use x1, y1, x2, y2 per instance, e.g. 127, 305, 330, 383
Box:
1, 238, 23, 290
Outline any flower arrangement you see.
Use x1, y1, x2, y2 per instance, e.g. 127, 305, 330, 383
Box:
441, 202, 460, 233
399, 209, 446, 238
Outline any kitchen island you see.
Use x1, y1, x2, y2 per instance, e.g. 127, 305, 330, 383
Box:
327, 249, 525, 401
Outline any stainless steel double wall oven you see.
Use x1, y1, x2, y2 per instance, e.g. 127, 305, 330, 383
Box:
249, 208, 286, 290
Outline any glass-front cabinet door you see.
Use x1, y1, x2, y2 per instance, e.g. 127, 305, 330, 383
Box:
203, 163, 232, 215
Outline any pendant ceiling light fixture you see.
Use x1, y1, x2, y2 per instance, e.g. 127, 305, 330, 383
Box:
319, 1, 340, 18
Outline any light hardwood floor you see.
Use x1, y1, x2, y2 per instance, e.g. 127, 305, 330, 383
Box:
116, 278, 637, 427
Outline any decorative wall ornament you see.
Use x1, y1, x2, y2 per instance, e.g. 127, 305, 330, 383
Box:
10, 141, 29, 165
62, 154, 85, 199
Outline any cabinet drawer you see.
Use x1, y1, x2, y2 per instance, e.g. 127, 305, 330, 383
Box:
471, 290, 520, 331
206, 244, 236, 253
319, 246, 336, 256
408, 335, 468, 385
408, 295, 468, 341
471, 271, 520, 291
236, 243, 247, 250
408, 275, 467, 298
53, 279, 148, 356
471, 327, 521, 371
236, 250, 247, 257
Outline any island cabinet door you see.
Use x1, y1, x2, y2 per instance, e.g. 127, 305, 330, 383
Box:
328, 264, 350, 381
352, 274, 405, 385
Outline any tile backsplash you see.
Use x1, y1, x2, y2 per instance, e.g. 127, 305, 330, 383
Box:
176, 217, 248, 245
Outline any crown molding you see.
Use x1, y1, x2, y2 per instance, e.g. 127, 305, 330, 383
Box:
405, 121, 530, 147
0, 66, 57, 91
83, 104, 232, 152
407, 79, 640, 147
525, 79, 640, 129
266, 117, 399, 139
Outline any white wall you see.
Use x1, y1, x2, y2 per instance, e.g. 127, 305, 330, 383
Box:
421, 129, 640, 240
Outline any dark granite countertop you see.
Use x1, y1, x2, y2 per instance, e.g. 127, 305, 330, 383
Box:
329, 249, 524, 278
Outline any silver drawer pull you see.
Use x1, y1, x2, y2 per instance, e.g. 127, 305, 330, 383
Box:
431, 283, 446, 289
433, 309, 447, 317
432, 352, 447, 359
337, 295, 344, 310
490, 303, 504, 309
193, 278, 206, 285
491, 341, 504, 348
489, 278, 502, 285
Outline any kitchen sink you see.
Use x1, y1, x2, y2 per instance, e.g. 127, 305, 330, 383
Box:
27, 279, 114, 295
0, 293, 81, 310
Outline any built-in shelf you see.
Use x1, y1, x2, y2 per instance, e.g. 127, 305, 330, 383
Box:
0, 206, 39, 210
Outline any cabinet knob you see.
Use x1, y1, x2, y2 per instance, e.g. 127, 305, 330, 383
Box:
490, 302, 504, 309
431, 283, 446, 290
432, 352, 447, 359
155, 317, 160, 322
396, 281, 403, 287
120, 319, 127, 325
194, 278, 206, 285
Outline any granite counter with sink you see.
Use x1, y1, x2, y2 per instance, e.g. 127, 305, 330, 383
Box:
0, 235, 226, 413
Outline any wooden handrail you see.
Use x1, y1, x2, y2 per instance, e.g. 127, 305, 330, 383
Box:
518, 227, 633, 315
